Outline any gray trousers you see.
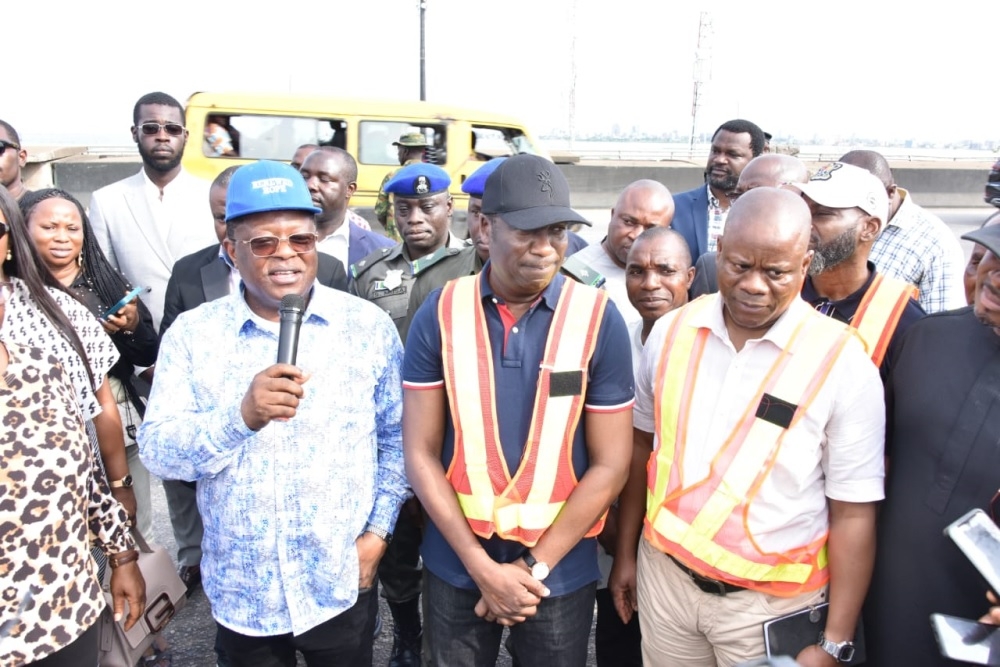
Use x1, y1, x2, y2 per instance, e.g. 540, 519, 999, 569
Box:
163, 478, 203, 566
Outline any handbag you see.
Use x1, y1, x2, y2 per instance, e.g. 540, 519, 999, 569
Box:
97, 528, 188, 667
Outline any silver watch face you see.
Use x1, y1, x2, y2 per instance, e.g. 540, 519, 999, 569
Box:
531, 562, 550, 581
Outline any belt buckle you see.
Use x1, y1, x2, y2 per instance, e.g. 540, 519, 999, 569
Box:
688, 569, 728, 596
690, 570, 726, 597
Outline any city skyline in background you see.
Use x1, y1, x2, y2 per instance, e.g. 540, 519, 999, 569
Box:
6, 1, 996, 150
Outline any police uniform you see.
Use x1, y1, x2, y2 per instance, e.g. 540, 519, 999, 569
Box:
350, 243, 469, 341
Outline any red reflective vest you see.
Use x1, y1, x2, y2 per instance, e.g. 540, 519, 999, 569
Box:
439, 274, 608, 547
644, 297, 855, 596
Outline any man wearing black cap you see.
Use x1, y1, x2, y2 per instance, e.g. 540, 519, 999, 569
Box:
375, 132, 430, 242
402, 154, 635, 666
864, 223, 1000, 666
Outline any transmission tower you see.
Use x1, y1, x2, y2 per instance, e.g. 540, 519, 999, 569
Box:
688, 12, 713, 152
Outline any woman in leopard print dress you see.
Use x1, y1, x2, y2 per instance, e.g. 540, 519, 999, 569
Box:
0, 225, 145, 664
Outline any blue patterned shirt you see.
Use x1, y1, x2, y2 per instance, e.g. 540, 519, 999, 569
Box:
138, 284, 407, 636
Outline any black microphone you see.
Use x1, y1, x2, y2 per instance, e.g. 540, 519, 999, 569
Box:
276, 294, 306, 366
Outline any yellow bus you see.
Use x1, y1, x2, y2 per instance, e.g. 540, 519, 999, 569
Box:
182, 92, 547, 229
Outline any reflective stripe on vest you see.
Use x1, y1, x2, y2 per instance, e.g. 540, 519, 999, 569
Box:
851, 274, 918, 367
645, 297, 853, 595
439, 274, 608, 547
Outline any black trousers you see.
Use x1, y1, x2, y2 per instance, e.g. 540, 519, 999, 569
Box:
217, 586, 378, 667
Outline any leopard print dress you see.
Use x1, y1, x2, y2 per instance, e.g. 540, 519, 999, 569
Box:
0, 342, 134, 666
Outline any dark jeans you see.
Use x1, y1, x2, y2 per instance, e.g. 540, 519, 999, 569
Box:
423, 570, 596, 667
595, 587, 642, 666
377, 504, 423, 603
217, 586, 378, 667
33, 621, 99, 667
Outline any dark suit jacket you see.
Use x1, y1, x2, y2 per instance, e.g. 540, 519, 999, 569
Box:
690, 251, 719, 299
670, 185, 709, 262
160, 243, 348, 335
348, 222, 395, 271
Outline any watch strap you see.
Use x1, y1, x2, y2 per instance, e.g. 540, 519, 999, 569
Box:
364, 524, 393, 544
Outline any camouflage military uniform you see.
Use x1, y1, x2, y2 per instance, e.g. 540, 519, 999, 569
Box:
350, 243, 470, 343
374, 158, 424, 243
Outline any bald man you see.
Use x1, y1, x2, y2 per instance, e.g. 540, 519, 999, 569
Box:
573, 179, 674, 325
690, 154, 810, 298
611, 188, 885, 666
839, 149, 966, 313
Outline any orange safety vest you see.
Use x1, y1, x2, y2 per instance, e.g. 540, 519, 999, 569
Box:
644, 297, 855, 596
439, 274, 608, 547
850, 274, 918, 367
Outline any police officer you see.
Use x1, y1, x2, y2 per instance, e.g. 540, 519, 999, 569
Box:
350, 161, 469, 667
375, 132, 430, 242
351, 162, 467, 342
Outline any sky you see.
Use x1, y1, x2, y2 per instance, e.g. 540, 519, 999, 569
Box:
6, 0, 996, 147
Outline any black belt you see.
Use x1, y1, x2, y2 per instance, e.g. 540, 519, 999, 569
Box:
668, 555, 746, 596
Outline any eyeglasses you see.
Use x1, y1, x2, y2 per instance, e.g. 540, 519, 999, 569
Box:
0, 282, 12, 302
138, 122, 186, 137
239, 232, 319, 257
0, 140, 19, 155
0, 221, 7, 238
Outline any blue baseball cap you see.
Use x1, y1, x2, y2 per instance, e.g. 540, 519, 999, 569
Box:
225, 160, 321, 222
461, 158, 507, 198
385, 163, 451, 198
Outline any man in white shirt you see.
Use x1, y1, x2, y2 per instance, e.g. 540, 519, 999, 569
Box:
572, 180, 674, 326
89, 91, 217, 590
611, 187, 885, 667
298, 146, 393, 273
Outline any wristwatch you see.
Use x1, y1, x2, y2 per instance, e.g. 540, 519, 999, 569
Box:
109, 474, 133, 489
364, 524, 393, 544
522, 550, 550, 582
818, 631, 855, 663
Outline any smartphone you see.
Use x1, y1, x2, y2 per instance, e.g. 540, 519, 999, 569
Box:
930, 613, 1000, 665
945, 508, 1000, 595
102, 286, 148, 321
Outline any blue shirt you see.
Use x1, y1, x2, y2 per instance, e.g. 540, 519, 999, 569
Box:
138, 284, 407, 636
403, 269, 634, 596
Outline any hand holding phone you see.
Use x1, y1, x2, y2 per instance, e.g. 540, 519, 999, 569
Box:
103, 286, 148, 321
945, 508, 1000, 595
931, 613, 1000, 665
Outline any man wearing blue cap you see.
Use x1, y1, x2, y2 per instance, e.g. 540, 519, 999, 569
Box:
140, 160, 407, 666
403, 154, 634, 666
351, 161, 468, 342
376, 132, 431, 242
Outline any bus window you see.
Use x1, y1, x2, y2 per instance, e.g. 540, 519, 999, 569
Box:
202, 114, 346, 160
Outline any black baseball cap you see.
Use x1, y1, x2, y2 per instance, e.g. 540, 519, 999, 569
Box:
481, 154, 590, 230
963, 225, 1000, 258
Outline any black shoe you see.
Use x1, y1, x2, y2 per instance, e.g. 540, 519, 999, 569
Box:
388, 628, 421, 667
178, 564, 201, 598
